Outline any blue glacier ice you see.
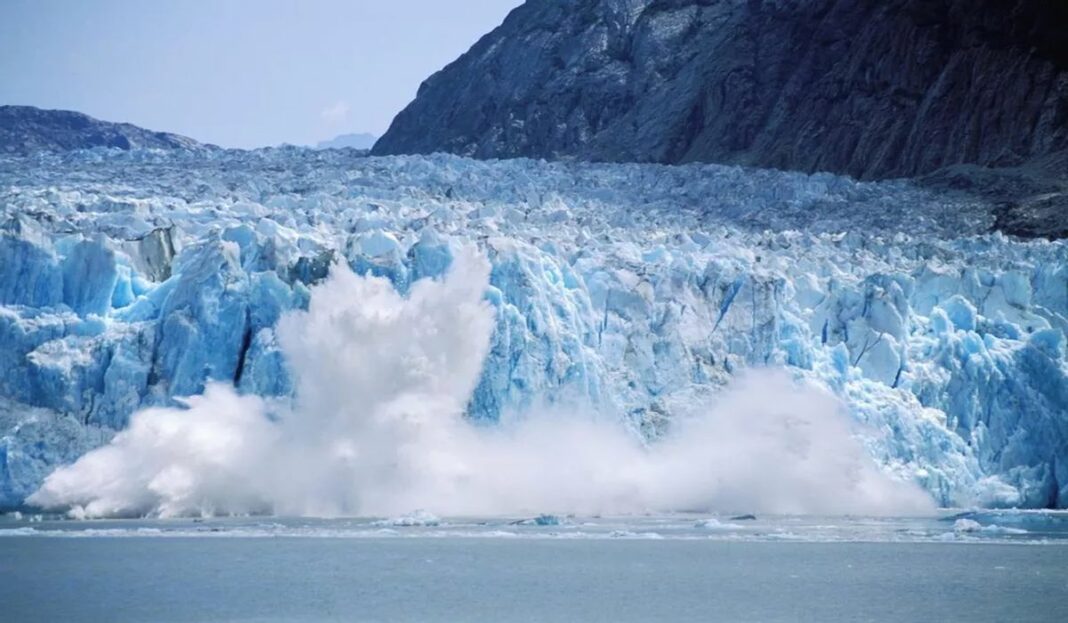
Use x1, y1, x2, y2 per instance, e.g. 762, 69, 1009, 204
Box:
0, 147, 1066, 510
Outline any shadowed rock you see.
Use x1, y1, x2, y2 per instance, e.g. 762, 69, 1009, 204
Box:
0, 105, 207, 155
374, 0, 1067, 236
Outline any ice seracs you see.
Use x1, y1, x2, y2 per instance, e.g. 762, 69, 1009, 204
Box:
0, 147, 1066, 512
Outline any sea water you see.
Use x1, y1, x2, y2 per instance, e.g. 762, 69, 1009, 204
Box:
1, 512, 1066, 622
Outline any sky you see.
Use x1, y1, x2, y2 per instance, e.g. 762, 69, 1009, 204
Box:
0, 0, 522, 148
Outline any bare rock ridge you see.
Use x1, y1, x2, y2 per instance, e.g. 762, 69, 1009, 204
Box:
0, 105, 205, 155
373, 0, 1067, 235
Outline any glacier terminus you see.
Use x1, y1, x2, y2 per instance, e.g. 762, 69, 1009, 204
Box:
0, 146, 1066, 514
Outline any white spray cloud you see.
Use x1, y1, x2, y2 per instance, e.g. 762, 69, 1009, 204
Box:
30, 246, 933, 518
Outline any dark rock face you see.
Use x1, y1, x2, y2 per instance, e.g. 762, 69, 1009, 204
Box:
0, 106, 205, 155
374, 0, 1068, 182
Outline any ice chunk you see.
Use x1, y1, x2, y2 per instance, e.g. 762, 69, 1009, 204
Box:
374, 510, 442, 527
694, 518, 742, 530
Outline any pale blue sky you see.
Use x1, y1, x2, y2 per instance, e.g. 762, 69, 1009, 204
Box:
0, 0, 522, 147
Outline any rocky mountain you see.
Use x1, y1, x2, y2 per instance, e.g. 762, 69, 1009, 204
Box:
0, 105, 205, 155
315, 132, 378, 150
373, 0, 1068, 235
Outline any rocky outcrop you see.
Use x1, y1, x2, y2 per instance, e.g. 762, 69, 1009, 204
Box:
374, 0, 1068, 183
0, 105, 205, 155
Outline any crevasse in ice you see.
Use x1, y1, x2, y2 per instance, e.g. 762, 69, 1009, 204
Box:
0, 148, 1065, 509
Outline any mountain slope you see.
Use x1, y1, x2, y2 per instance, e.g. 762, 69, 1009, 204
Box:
373, 0, 1067, 182
0, 105, 205, 155
315, 133, 378, 150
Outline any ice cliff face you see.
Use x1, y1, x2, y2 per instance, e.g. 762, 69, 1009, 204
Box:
0, 106, 206, 155
0, 147, 1066, 510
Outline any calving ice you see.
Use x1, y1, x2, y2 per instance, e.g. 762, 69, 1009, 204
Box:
1, 148, 1066, 514
28, 248, 932, 518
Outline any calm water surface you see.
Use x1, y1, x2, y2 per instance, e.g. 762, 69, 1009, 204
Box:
1, 513, 1066, 622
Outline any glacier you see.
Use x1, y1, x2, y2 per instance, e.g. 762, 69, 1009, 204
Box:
0, 147, 1066, 512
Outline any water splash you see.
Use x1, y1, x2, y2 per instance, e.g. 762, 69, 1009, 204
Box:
30, 246, 933, 518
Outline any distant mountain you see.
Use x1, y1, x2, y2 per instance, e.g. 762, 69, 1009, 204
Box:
374, 0, 1067, 181
315, 133, 378, 150
0, 105, 206, 155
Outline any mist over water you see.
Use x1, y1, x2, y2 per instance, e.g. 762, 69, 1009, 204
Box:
30, 247, 933, 518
